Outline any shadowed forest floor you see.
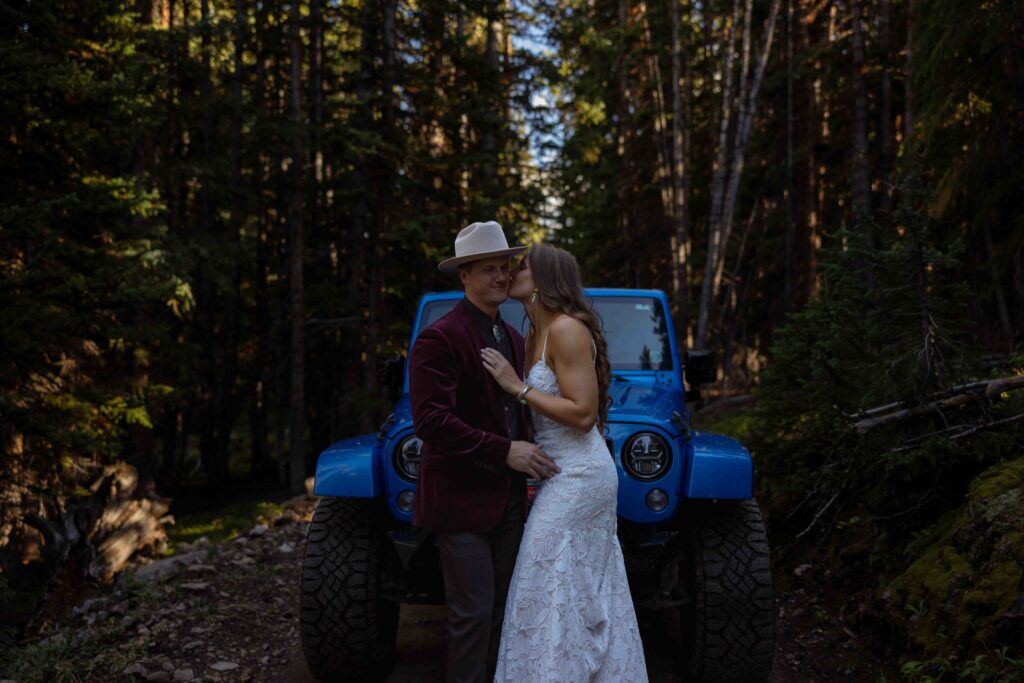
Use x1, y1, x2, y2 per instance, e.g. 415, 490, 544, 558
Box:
9, 495, 897, 682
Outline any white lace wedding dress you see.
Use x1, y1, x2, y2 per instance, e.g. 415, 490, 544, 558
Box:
494, 331, 648, 682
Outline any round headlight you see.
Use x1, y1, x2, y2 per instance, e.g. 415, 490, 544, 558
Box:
622, 432, 670, 480
393, 435, 423, 482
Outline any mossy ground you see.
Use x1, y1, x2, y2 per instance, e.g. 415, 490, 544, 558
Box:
703, 402, 1024, 680
886, 456, 1024, 673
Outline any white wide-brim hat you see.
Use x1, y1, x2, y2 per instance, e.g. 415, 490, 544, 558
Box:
437, 221, 527, 273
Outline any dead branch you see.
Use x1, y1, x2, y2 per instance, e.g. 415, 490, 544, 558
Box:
888, 413, 1024, 453
850, 375, 1024, 434
795, 489, 841, 539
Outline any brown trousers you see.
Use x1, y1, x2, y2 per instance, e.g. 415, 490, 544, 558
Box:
436, 481, 525, 683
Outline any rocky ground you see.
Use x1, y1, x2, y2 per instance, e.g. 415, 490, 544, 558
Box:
2, 496, 897, 683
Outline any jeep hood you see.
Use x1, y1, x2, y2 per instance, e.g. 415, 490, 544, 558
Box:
606, 382, 685, 423
388, 379, 685, 432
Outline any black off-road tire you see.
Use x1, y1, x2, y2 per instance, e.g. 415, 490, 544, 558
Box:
680, 498, 774, 682
300, 497, 399, 682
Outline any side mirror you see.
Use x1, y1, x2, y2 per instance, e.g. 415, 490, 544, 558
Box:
683, 350, 715, 402
377, 354, 406, 404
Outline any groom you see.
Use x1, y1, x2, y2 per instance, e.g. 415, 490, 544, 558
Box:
408, 221, 560, 683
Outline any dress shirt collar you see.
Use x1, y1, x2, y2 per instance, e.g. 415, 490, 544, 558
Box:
461, 296, 503, 326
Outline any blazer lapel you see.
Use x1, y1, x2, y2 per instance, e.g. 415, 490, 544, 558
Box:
452, 302, 506, 408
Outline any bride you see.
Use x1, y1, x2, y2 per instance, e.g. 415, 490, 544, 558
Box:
480, 244, 648, 682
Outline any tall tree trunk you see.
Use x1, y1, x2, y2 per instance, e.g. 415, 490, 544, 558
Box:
481, 0, 501, 194
784, 0, 795, 311
211, 0, 246, 476
714, 0, 780, 297
985, 223, 1015, 347
252, 173, 272, 476
878, 0, 894, 226
670, 0, 690, 337
682, 56, 693, 330
249, 0, 272, 476
850, 0, 872, 226
904, 0, 914, 144
697, 0, 779, 349
640, 5, 674, 268
696, 0, 740, 348
455, 12, 470, 223
309, 0, 322, 240
287, 0, 306, 494
616, 0, 636, 287
363, 0, 398, 430
351, 2, 374, 434
196, 0, 230, 489
795, 0, 821, 302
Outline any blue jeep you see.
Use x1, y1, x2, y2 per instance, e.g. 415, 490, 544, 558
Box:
301, 289, 774, 682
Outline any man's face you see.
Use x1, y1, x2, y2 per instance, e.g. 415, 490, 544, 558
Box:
459, 256, 512, 308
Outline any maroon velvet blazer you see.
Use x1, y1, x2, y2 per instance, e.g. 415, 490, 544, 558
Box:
409, 298, 528, 533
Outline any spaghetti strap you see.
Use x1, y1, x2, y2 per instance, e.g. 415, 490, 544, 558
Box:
540, 328, 550, 362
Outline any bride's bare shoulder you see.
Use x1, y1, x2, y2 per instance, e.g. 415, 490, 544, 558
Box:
548, 315, 592, 354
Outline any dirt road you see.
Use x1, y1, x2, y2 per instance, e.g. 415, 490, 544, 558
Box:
54, 497, 892, 682
272, 501, 890, 682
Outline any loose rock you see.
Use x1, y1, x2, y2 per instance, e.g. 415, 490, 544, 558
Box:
131, 551, 205, 583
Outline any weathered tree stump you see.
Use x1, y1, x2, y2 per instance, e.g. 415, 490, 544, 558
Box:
86, 462, 172, 582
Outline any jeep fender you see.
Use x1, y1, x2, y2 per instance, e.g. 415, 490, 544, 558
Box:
314, 434, 383, 497
683, 430, 753, 499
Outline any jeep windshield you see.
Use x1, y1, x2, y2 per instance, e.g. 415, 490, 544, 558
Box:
417, 295, 673, 372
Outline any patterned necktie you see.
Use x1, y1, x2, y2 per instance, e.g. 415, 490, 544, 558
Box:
492, 323, 504, 345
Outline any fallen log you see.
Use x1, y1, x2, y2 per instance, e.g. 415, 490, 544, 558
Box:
851, 375, 1024, 434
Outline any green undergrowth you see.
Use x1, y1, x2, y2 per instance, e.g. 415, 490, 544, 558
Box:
900, 647, 1024, 682
166, 498, 284, 551
743, 181, 1024, 666
699, 407, 757, 445
0, 574, 159, 683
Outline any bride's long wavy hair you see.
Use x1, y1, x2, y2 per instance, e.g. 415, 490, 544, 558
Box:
519, 244, 612, 430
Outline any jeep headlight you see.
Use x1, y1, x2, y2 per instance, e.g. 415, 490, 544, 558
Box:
394, 435, 423, 482
622, 432, 670, 480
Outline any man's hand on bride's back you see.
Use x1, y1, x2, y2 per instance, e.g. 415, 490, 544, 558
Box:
506, 441, 561, 479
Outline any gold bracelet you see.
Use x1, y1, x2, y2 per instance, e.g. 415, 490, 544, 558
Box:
516, 384, 533, 404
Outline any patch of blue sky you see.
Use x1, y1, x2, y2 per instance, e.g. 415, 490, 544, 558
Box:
510, 0, 566, 232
